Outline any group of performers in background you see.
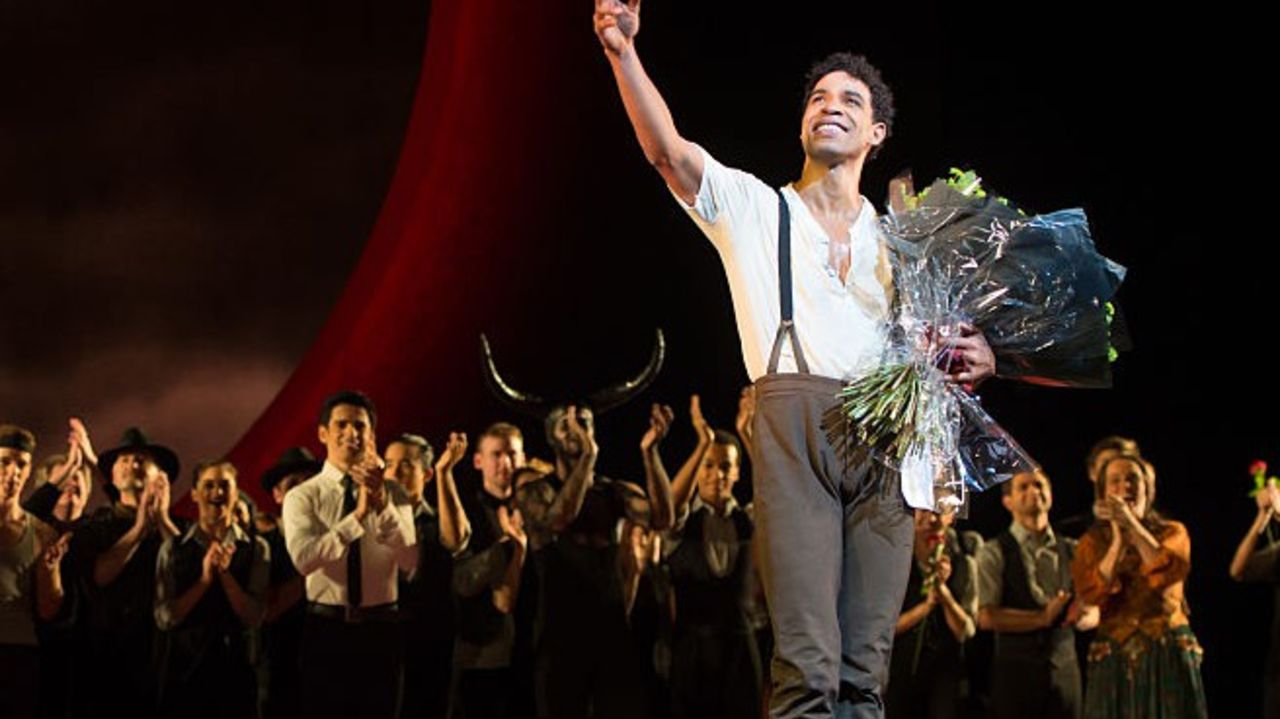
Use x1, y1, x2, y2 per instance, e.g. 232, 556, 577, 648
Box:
5, 397, 1259, 719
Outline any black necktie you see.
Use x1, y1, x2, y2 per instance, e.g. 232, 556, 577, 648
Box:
342, 476, 363, 608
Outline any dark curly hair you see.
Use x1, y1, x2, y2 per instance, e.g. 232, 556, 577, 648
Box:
800, 52, 895, 161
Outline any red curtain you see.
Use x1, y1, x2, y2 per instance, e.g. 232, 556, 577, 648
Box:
212, 0, 577, 512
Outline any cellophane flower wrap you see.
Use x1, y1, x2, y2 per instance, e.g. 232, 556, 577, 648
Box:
839, 170, 1127, 511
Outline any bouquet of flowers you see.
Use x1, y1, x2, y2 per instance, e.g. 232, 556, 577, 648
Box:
840, 169, 1127, 511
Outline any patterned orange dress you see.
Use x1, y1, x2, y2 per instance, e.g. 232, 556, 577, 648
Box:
1070, 520, 1207, 718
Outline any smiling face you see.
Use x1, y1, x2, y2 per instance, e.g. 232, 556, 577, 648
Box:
1002, 470, 1053, 521
194, 463, 238, 529
799, 71, 886, 166
1102, 457, 1149, 519
112, 450, 159, 500
318, 404, 375, 470
696, 441, 740, 506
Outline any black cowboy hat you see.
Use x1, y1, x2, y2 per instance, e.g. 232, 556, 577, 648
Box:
97, 426, 181, 482
260, 446, 322, 493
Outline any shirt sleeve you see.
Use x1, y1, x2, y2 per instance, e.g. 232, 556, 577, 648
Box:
21, 483, 62, 524
1141, 521, 1191, 591
372, 497, 416, 550
1070, 529, 1122, 606
282, 485, 363, 577
672, 144, 777, 253
975, 540, 1004, 610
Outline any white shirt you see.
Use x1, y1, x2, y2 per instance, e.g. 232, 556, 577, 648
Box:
282, 461, 417, 607
676, 145, 892, 382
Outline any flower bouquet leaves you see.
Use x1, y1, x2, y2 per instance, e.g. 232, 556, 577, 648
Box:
839, 169, 1127, 510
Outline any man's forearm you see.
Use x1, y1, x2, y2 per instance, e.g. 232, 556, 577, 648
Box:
1230, 511, 1269, 581
22, 484, 61, 524
548, 456, 596, 533
978, 607, 1050, 633
670, 438, 710, 516
159, 577, 213, 629
157, 514, 181, 540
1097, 539, 1124, 585
607, 47, 701, 200
895, 599, 934, 635
938, 588, 975, 641
436, 468, 471, 554
94, 524, 146, 587
642, 447, 675, 532
35, 564, 65, 621
490, 543, 526, 615
219, 572, 265, 628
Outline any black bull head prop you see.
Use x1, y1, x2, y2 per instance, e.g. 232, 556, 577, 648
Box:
479, 329, 666, 421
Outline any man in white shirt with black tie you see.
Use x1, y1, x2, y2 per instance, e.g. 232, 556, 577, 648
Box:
283, 390, 417, 719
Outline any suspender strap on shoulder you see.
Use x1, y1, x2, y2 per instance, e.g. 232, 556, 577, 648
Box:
778, 189, 793, 323
766, 189, 810, 375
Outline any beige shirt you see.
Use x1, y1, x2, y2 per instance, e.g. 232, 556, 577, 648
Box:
675, 145, 892, 382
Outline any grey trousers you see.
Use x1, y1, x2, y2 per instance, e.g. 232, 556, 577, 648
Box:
752, 373, 915, 719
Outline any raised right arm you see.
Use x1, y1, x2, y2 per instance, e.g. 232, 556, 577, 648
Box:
595, 0, 703, 204
670, 396, 714, 518
1231, 485, 1277, 582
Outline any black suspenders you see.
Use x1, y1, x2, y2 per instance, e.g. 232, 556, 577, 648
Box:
766, 189, 810, 375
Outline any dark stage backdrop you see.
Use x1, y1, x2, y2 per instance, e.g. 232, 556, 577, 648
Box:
1, 0, 1268, 715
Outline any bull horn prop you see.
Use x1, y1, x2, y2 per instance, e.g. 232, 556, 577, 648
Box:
586, 328, 666, 415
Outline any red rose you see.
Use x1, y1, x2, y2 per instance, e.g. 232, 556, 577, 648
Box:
1251, 460, 1268, 476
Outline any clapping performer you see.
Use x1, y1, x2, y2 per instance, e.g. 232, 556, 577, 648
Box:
283, 391, 416, 719
154, 461, 269, 719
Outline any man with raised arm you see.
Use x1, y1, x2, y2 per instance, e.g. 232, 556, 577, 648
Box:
387, 430, 471, 719
594, 2, 996, 716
